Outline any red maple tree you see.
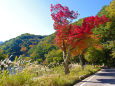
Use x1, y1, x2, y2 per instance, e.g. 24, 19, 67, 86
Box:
51, 4, 110, 74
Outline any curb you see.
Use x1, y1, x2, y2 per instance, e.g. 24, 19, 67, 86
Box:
66, 69, 101, 86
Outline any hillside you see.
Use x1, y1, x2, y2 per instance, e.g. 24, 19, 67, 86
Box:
28, 0, 115, 65
0, 0, 115, 86
0, 0, 114, 65
28, 33, 58, 62
0, 33, 46, 59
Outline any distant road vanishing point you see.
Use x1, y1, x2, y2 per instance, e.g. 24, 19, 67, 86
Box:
74, 69, 115, 86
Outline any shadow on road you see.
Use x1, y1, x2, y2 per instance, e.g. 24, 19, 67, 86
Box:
81, 79, 115, 84
96, 73, 115, 77
97, 79, 115, 84
80, 69, 115, 85
103, 69, 115, 72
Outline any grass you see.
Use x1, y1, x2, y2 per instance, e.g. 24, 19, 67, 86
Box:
0, 70, 34, 86
30, 65, 100, 86
0, 65, 100, 86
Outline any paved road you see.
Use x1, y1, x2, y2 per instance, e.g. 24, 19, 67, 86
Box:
74, 69, 115, 86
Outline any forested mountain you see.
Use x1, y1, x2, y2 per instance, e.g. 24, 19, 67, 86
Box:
28, 33, 58, 63
29, 0, 115, 66
96, 0, 115, 66
0, 0, 114, 66
0, 33, 46, 58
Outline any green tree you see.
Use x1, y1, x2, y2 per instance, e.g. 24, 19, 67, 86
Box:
29, 34, 57, 62
0, 49, 7, 60
95, 0, 115, 66
84, 47, 104, 66
0, 33, 46, 57
45, 49, 63, 66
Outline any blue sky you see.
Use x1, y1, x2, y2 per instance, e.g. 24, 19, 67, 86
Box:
0, 0, 112, 41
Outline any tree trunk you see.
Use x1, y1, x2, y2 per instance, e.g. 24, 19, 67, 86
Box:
79, 49, 87, 70
62, 40, 70, 74
63, 60, 70, 74
79, 54, 84, 70
63, 48, 70, 74
92, 62, 95, 68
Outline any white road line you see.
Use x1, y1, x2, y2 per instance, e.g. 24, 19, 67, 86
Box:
80, 75, 95, 86
80, 70, 102, 86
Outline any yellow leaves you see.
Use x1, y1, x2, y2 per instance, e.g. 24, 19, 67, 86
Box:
90, 34, 99, 41
29, 44, 34, 48
20, 46, 27, 52
0, 49, 4, 53
106, 22, 112, 29
94, 44, 102, 50
30, 52, 35, 57
71, 36, 92, 56
90, 34, 103, 50
106, 0, 115, 19
71, 33, 101, 57
24, 57, 31, 61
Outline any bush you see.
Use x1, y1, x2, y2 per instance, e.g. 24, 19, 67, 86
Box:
0, 70, 33, 86
32, 65, 100, 86
0, 65, 100, 86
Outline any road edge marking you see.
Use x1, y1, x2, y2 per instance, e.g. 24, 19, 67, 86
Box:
80, 75, 95, 86
80, 70, 102, 86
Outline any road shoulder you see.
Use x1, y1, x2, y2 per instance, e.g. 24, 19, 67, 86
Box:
74, 70, 102, 86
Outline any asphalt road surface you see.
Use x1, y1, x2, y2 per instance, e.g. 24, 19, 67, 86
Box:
74, 69, 115, 86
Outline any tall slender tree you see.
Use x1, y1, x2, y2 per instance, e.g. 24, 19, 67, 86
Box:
51, 4, 110, 74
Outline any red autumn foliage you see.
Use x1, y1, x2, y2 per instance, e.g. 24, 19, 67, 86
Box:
51, 4, 110, 55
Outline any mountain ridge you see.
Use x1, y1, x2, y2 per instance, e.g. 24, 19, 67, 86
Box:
0, 33, 47, 58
